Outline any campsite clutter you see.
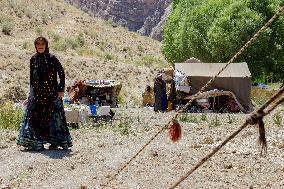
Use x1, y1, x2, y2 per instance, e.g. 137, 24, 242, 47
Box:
143, 57, 253, 113
64, 79, 121, 127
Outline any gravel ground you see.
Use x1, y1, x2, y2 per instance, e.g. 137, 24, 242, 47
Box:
0, 106, 284, 189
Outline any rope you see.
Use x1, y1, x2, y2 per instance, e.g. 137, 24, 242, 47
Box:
101, 5, 284, 188
169, 86, 284, 189
100, 127, 165, 187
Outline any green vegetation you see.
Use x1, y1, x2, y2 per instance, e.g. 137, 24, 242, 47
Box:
105, 18, 115, 27
163, 0, 284, 83
210, 115, 221, 127
200, 113, 208, 121
0, 102, 23, 130
51, 34, 86, 51
135, 55, 166, 67
104, 53, 114, 61
273, 111, 283, 127
23, 8, 32, 18
118, 94, 126, 105
227, 114, 236, 124
77, 33, 85, 47
22, 41, 28, 49
8, 0, 18, 9
36, 27, 43, 35
137, 45, 144, 52
48, 31, 60, 42
0, 17, 14, 35
52, 40, 69, 51
41, 13, 49, 24
251, 88, 277, 106
179, 113, 199, 123
113, 120, 131, 135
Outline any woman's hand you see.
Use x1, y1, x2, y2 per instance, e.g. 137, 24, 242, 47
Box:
58, 92, 64, 99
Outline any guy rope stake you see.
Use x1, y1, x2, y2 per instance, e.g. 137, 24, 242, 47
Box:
101, 4, 284, 188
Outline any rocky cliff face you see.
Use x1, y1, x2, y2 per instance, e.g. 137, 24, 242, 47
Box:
64, 0, 172, 40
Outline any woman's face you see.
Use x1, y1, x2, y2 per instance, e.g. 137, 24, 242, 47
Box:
36, 40, 46, 53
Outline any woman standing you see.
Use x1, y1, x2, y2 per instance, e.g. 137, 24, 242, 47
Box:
17, 37, 72, 151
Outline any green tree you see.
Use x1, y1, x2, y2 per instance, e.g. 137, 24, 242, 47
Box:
163, 0, 284, 82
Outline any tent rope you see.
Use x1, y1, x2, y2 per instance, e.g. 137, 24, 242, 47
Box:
169, 86, 284, 189
101, 5, 284, 188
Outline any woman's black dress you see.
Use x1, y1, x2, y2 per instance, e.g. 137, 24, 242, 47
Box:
17, 53, 72, 150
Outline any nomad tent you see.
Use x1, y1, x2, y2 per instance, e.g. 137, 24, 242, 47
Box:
174, 62, 252, 111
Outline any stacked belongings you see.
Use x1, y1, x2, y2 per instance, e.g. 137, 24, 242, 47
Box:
185, 89, 249, 113
174, 70, 192, 106
142, 85, 155, 107
65, 80, 122, 124
67, 80, 88, 103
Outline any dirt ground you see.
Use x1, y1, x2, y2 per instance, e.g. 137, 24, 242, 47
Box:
0, 107, 284, 189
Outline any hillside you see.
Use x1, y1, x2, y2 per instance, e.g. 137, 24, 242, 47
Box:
0, 0, 167, 105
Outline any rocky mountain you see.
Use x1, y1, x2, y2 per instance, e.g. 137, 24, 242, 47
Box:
64, 0, 172, 41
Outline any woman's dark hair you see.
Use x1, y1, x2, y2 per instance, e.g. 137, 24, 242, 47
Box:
34, 36, 49, 53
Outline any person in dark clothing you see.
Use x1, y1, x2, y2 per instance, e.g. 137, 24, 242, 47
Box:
17, 37, 72, 151
154, 74, 168, 112
167, 79, 176, 111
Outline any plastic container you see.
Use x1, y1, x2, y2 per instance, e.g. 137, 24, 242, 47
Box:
89, 104, 97, 116
97, 106, 110, 116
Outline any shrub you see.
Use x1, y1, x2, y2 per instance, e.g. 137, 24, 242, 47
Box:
104, 53, 114, 61
76, 33, 85, 47
90, 30, 97, 39
41, 13, 48, 24
137, 45, 144, 52
76, 48, 96, 56
210, 115, 221, 127
49, 31, 60, 42
118, 94, 126, 105
114, 120, 131, 135
52, 40, 68, 51
23, 8, 32, 18
0, 101, 23, 130
179, 113, 198, 123
136, 55, 165, 67
227, 114, 236, 124
22, 41, 28, 50
1, 17, 14, 35
98, 41, 106, 51
8, 0, 17, 9
105, 18, 114, 26
65, 38, 78, 50
36, 27, 43, 35
200, 113, 207, 121
273, 112, 283, 127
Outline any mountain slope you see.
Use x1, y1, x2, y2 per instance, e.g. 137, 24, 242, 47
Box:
0, 0, 167, 105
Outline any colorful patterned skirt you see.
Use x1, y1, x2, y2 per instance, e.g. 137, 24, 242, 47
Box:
17, 98, 72, 151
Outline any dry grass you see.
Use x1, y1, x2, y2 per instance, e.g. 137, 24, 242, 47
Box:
251, 88, 279, 107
